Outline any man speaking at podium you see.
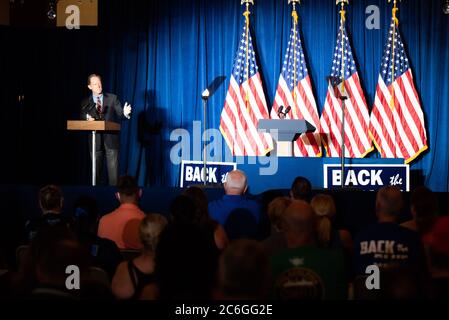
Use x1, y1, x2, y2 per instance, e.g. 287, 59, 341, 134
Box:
80, 74, 132, 186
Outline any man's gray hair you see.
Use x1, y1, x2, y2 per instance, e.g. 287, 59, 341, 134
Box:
225, 170, 247, 194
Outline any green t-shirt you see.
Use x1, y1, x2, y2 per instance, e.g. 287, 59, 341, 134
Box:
270, 246, 347, 300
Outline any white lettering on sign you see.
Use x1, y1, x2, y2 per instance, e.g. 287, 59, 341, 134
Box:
184, 166, 219, 183
332, 170, 384, 186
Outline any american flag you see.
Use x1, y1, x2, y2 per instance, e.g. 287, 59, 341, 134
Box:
220, 21, 273, 156
270, 18, 321, 157
369, 19, 428, 163
319, 25, 373, 158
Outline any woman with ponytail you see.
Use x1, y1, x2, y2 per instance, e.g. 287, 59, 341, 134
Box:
311, 194, 353, 253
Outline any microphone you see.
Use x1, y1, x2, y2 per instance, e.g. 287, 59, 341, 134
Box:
201, 88, 210, 100
277, 106, 284, 118
284, 106, 291, 115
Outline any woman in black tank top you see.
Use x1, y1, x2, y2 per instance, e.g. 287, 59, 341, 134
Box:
127, 259, 157, 300
112, 214, 167, 300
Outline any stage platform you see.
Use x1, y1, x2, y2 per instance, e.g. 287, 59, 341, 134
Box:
236, 157, 406, 194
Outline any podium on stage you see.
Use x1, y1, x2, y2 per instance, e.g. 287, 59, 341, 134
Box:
258, 119, 315, 156
67, 120, 121, 186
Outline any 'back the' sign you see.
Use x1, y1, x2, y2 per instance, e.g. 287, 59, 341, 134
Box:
180, 161, 237, 188
324, 164, 410, 191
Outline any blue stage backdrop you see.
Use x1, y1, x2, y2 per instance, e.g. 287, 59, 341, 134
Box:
0, 0, 447, 191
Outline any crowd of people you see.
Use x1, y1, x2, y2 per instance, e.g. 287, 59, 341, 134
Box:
0, 171, 448, 300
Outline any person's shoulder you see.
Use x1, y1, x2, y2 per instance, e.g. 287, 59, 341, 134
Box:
208, 198, 223, 208
353, 223, 379, 242
81, 95, 91, 102
244, 196, 261, 209
80, 95, 92, 107
99, 211, 117, 224
104, 93, 118, 100
396, 224, 421, 241
96, 234, 120, 248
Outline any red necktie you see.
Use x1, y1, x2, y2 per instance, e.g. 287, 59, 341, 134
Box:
96, 96, 102, 115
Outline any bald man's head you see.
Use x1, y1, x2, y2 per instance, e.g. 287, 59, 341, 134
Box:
283, 200, 316, 236
224, 170, 248, 195
376, 186, 403, 219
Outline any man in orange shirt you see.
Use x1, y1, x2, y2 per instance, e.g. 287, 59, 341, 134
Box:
98, 175, 145, 249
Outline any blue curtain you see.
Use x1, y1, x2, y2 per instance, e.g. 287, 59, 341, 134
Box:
0, 0, 447, 191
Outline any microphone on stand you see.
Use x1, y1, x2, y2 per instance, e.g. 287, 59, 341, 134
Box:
277, 106, 284, 118
278, 106, 291, 119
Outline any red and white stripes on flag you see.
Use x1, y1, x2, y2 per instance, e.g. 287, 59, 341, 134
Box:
219, 20, 273, 156
270, 13, 321, 157
369, 19, 428, 163
319, 24, 373, 158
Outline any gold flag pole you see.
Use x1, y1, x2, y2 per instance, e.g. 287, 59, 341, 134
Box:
388, 0, 401, 109
289, 0, 301, 109
337, 0, 349, 94
388, 0, 401, 156
336, 0, 349, 187
241, 0, 254, 108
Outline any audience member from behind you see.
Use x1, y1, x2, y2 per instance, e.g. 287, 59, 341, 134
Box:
25, 185, 71, 242
112, 214, 167, 300
170, 195, 222, 258
183, 187, 229, 250
98, 175, 145, 249
13, 226, 89, 299
215, 239, 271, 300
423, 216, 449, 299
401, 186, 438, 236
155, 223, 219, 299
311, 194, 353, 253
208, 170, 264, 240
270, 200, 346, 299
72, 196, 123, 280
353, 186, 424, 276
290, 176, 312, 202
261, 197, 291, 256
267, 197, 291, 234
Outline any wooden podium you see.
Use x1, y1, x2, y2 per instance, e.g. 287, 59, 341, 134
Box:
258, 119, 315, 156
67, 120, 121, 186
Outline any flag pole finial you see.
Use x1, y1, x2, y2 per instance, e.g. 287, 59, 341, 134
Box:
241, 0, 254, 26
241, 0, 254, 15
289, 0, 300, 23
336, 0, 349, 23
388, 0, 402, 26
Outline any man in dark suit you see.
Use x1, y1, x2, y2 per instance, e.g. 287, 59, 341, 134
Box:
80, 74, 132, 185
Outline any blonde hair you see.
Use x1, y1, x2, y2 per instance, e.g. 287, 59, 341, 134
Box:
139, 214, 168, 252
311, 194, 336, 247
267, 197, 291, 232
